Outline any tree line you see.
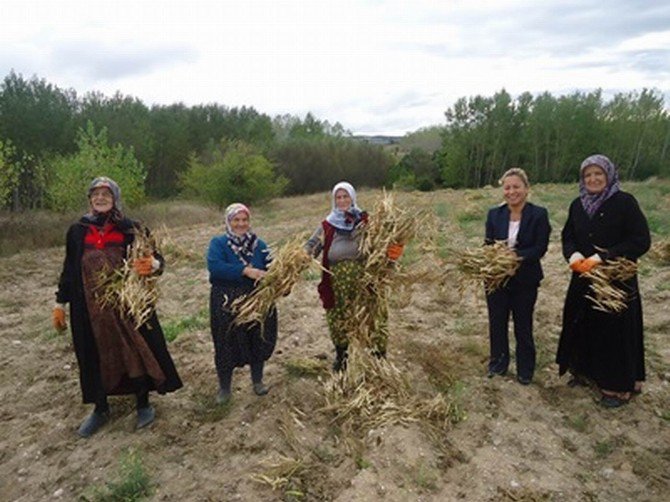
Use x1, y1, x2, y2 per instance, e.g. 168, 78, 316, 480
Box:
391, 89, 670, 191
0, 71, 391, 211
1, 70, 668, 211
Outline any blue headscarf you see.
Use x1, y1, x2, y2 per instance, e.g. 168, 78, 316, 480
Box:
579, 154, 620, 217
325, 181, 365, 232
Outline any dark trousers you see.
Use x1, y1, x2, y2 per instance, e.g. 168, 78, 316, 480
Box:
486, 283, 538, 379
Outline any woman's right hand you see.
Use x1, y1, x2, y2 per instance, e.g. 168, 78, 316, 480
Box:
52, 305, 67, 331
243, 267, 266, 281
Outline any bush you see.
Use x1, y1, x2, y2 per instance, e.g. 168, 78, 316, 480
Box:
46, 122, 146, 212
180, 140, 287, 207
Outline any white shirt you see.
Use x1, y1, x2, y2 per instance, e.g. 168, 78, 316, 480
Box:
508, 220, 521, 249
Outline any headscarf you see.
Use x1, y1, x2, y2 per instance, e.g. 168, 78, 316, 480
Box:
325, 181, 365, 232
84, 176, 124, 225
224, 203, 258, 263
578, 154, 620, 217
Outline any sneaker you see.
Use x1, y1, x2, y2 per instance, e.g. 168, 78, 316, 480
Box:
77, 411, 110, 438
136, 406, 156, 429
253, 382, 269, 396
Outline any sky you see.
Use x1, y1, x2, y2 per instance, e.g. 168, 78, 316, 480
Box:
1, 0, 669, 135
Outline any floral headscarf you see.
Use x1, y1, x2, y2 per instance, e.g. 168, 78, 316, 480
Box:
224, 203, 257, 263
325, 181, 365, 232
579, 154, 621, 217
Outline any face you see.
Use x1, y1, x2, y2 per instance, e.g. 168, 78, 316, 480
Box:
89, 187, 114, 214
502, 175, 529, 208
582, 164, 608, 194
229, 212, 250, 236
334, 189, 352, 211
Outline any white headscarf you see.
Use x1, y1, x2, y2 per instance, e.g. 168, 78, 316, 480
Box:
325, 181, 364, 231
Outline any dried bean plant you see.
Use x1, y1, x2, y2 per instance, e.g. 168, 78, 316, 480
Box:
454, 241, 521, 294
232, 235, 317, 326
583, 257, 638, 313
96, 226, 160, 329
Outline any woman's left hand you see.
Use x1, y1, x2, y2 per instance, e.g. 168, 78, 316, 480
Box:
133, 255, 155, 276
243, 267, 266, 281
387, 243, 405, 261
573, 254, 602, 273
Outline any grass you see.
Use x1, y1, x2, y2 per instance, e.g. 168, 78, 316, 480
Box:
564, 414, 589, 433
162, 309, 209, 342
83, 448, 153, 501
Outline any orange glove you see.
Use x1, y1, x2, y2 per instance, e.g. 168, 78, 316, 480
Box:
387, 243, 405, 261
52, 306, 67, 331
573, 255, 602, 274
133, 255, 154, 276
569, 259, 584, 272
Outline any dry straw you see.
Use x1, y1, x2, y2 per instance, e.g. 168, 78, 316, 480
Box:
232, 235, 316, 326
454, 241, 521, 294
583, 257, 638, 313
96, 226, 160, 329
650, 238, 670, 265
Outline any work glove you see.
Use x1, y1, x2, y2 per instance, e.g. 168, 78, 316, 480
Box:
568, 252, 585, 272
133, 255, 155, 276
573, 254, 602, 274
387, 243, 405, 261
52, 304, 67, 331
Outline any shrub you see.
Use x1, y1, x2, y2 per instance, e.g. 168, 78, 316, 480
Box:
180, 140, 287, 207
46, 122, 146, 212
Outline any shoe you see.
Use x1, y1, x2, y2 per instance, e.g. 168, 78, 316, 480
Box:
77, 411, 110, 438
216, 389, 231, 405
600, 396, 628, 408
567, 375, 588, 388
517, 376, 532, 385
487, 369, 507, 378
253, 382, 269, 396
136, 406, 155, 429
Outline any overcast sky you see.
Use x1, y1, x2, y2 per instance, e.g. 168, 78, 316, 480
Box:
1, 0, 669, 135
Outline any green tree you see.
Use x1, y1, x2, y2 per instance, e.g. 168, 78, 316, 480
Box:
46, 122, 146, 212
180, 140, 287, 207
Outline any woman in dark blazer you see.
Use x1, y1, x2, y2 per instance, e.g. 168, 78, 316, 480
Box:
556, 154, 650, 408
485, 168, 551, 384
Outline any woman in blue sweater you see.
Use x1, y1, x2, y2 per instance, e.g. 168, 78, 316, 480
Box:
207, 203, 277, 404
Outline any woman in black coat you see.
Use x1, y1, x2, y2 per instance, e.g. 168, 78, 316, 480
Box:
53, 177, 182, 437
485, 168, 551, 385
556, 154, 650, 408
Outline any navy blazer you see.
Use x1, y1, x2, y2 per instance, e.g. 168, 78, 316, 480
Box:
485, 202, 551, 287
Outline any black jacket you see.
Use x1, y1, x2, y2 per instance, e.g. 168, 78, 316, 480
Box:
485, 202, 551, 287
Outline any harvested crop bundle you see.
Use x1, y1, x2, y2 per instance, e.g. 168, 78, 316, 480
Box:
455, 241, 521, 294
95, 226, 160, 329
649, 238, 670, 265
232, 235, 315, 326
583, 257, 638, 313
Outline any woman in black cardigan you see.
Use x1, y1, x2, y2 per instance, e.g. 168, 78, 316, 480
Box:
485, 168, 551, 385
556, 154, 650, 408
53, 177, 182, 437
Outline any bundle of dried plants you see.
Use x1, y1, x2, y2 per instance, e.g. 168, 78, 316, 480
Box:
650, 238, 670, 265
454, 241, 521, 294
232, 235, 317, 326
583, 257, 638, 313
95, 226, 161, 329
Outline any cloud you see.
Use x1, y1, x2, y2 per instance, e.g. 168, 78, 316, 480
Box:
49, 41, 197, 81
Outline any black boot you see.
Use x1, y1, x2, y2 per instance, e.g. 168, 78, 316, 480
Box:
333, 346, 348, 372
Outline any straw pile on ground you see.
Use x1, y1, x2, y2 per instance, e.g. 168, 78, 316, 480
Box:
322, 345, 459, 437
583, 257, 638, 313
454, 241, 521, 294
232, 235, 315, 326
95, 226, 160, 329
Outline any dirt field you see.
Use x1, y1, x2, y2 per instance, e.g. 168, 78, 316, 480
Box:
1, 185, 669, 501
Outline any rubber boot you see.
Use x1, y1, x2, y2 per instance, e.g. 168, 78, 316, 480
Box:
77, 410, 110, 438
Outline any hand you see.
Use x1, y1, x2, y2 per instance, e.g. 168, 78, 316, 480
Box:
52, 305, 67, 331
573, 254, 602, 274
133, 255, 154, 276
387, 243, 405, 261
243, 267, 266, 281
568, 252, 585, 272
